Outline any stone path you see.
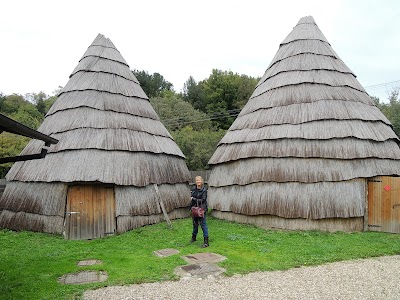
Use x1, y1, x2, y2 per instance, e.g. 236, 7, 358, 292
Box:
58, 249, 226, 286
58, 259, 106, 285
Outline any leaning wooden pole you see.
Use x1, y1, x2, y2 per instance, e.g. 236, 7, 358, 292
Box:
153, 184, 172, 228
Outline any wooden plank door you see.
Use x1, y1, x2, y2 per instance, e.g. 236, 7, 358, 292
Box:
368, 176, 400, 233
65, 185, 116, 240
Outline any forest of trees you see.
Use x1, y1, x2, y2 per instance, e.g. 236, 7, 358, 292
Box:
0, 69, 399, 178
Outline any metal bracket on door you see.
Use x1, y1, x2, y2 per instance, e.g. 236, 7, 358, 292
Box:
65, 212, 80, 215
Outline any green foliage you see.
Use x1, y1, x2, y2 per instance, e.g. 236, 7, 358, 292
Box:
133, 69, 173, 98
150, 92, 213, 131
182, 69, 259, 129
43, 96, 57, 114
0, 94, 44, 129
172, 126, 226, 170
0, 91, 59, 177
0, 132, 30, 177
373, 86, 400, 137
182, 76, 205, 110
1, 219, 400, 299
0, 94, 27, 115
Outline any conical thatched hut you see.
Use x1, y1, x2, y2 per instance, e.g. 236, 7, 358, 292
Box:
208, 16, 400, 232
0, 34, 191, 239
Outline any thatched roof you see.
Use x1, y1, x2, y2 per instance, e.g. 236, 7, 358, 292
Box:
208, 16, 400, 221
6, 34, 190, 186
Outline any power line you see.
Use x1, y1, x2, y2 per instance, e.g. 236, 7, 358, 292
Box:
160, 80, 400, 127
364, 80, 400, 91
162, 110, 240, 127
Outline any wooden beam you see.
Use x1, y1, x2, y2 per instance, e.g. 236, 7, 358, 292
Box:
153, 184, 172, 228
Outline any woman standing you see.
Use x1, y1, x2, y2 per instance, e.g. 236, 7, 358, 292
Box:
190, 175, 209, 248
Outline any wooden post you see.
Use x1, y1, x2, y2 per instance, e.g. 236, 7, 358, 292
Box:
154, 184, 172, 228
364, 178, 369, 232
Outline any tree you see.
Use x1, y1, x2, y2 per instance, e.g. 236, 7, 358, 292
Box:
150, 92, 213, 131
172, 126, 226, 170
0, 132, 30, 177
373, 86, 400, 138
0, 94, 26, 115
182, 76, 205, 109
132, 70, 173, 98
181, 69, 259, 129
43, 96, 57, 114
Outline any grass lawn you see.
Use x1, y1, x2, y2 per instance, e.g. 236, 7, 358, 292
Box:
1, 216, 400, 299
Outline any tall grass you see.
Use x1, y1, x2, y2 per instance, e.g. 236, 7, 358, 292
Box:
1, 217, 400, 299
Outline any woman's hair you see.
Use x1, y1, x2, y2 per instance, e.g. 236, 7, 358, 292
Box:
195, 175, 204, 185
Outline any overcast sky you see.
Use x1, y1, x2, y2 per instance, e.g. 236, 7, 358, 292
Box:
1, 0, 399, 102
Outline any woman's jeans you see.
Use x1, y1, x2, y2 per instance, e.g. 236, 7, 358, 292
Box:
192, 213, 209, 237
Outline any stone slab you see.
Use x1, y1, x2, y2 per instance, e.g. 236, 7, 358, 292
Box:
58, 271, 108, 284
153, 248, 180, 257
181, 252, 227, 264
175, 263, 226, 278
77, 260, 102, 266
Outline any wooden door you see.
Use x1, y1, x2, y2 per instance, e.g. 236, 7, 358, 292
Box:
65, 185, 116, 240
368, 176, 400, 233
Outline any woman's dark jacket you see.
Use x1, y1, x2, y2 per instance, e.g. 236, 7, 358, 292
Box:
190, 186, 208, 211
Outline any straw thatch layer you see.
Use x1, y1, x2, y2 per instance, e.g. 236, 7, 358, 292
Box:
241, 84, 374, 116
78, 34, 128, 64
261, 54, 353, 84
280, 16, 329, 45
230, 100, 390, 130
115, 183, 190, 216
71, 56, 138, 82
209, 157, 400, 185
208, 180, 365, 218
0, 210, 64, 233
61, 71, 148, 99
40, 107, 171, 138
0, 181, 67, 215
89, 33, 119, 49
210, 210, 364, 232
47, 91, 157, 119
21, 128, 184, 157
7, 150, 191, 186
266, 40, 340, 70
220, 120, 397, 144
80, 45, 128, 66
210, 138, 400, 164
252, 70, 365, 98
117, 208, 190, 233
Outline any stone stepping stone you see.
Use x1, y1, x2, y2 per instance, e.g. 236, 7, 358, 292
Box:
77, 259, 102, 266
181, 263, 224, 276
58, 271, 108, 284
175, 252, 227, 279
175, 263, 226, 278
153, 248, 180, 257
181, 252, 227, 264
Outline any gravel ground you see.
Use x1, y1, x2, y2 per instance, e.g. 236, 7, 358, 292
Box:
84, 255, 400, 300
